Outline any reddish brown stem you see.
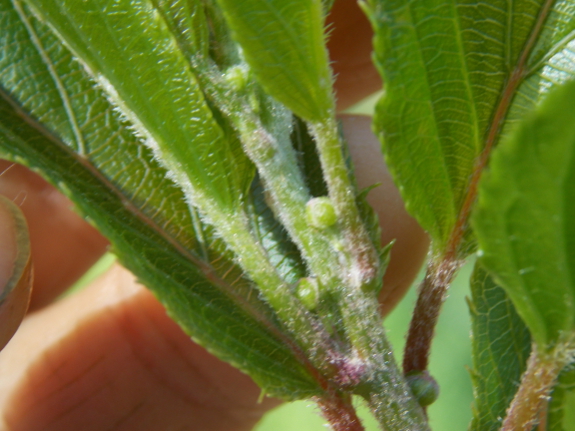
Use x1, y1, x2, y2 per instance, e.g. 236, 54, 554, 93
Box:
403, 0, 555, 375
403, 259, 462, 373
317, 394, 366, 431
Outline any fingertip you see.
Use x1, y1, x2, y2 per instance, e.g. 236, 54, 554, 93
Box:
0, 264, 278, 431
0, 160, 108, 310
0, 196, 32, 351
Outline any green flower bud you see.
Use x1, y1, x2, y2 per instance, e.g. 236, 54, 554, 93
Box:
224, 65, 249, 92
306, 197, 337, 229
405, 371, 439, 407
296, 277, 320, 311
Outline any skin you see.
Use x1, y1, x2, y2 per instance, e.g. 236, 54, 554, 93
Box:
0, 1, 429, 430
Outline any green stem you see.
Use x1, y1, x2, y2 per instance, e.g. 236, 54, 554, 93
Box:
205, 205, 340, 371
194, 64, 347, 294
308, 117, 426, 429
191, 62, 425, 430
234, 115, 342, 289
337, 289, 429, 430
310, 119, 380, 291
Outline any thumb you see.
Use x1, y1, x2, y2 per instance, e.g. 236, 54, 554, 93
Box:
0, 195, 32, 351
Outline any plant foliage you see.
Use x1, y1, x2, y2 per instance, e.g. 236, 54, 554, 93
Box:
1, 0, 575, 430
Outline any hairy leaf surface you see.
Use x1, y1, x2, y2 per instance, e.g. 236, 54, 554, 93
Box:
366, 0, 575, 254
215, 0, 333, 122
473, 78, 575, 346
468, 262, 531, 431
0, 0, 321, 400
24, 0, 254, 213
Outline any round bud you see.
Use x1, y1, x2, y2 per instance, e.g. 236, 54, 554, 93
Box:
224, 65, 249, 92
405, 371, 439, 407
306, 197, 337, 229
296, 277, 320, 311
248, 93, 260, 114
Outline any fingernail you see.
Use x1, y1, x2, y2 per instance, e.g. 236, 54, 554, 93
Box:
0, 195, 32, 350
0, 196, 19, 295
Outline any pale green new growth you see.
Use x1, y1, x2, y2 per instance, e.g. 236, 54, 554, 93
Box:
306, 197, 337, 229
296, 277, 321, 311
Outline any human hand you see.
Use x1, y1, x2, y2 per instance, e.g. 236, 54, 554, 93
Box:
0, 1, 429, 429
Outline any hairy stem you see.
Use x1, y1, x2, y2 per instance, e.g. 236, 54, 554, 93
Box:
196, 63, 349, 293
403, 258, 463, 373
310, 119, 380, 291
187, 26, 423, 430
200, 208, 342, 373
403, 0, 555, 375
317, 394, 366, 431
501, 343, 570, 431
337, 289, 429, 430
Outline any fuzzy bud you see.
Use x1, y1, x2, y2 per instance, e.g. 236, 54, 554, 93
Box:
305, 197, 337, 229
296, 277, 320, 311
405, 370, 439, 407
224, 65, 249, 92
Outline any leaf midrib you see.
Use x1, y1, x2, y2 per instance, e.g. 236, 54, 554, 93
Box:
444, 0, 557, 261
0, 83, 328, 391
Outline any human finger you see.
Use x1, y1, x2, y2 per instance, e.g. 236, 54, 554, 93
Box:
0, 264, 279, 431
0, 196, 32, 351
327, 0, 382, 111
0, 160, 108, 311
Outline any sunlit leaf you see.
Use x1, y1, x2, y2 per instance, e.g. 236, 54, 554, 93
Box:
24, 0, 254, 213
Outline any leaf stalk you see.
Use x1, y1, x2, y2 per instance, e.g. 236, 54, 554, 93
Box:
403, 258, 463, 374
500, 340, 573, 431
316, 394, 366, 431
403, 0, 556, 378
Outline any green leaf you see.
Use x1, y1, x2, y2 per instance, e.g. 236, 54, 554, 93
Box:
468, 262, 531, 431
472, 78, 575, 347
153, 0, 210, 62
14, 0, 357, 372
366, 0, 575, 255
549, 365, 575, 431
0, 0, 321, 399
215, 0, 334, 122
246, 177, 307, 285
24, 0, 254, 213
